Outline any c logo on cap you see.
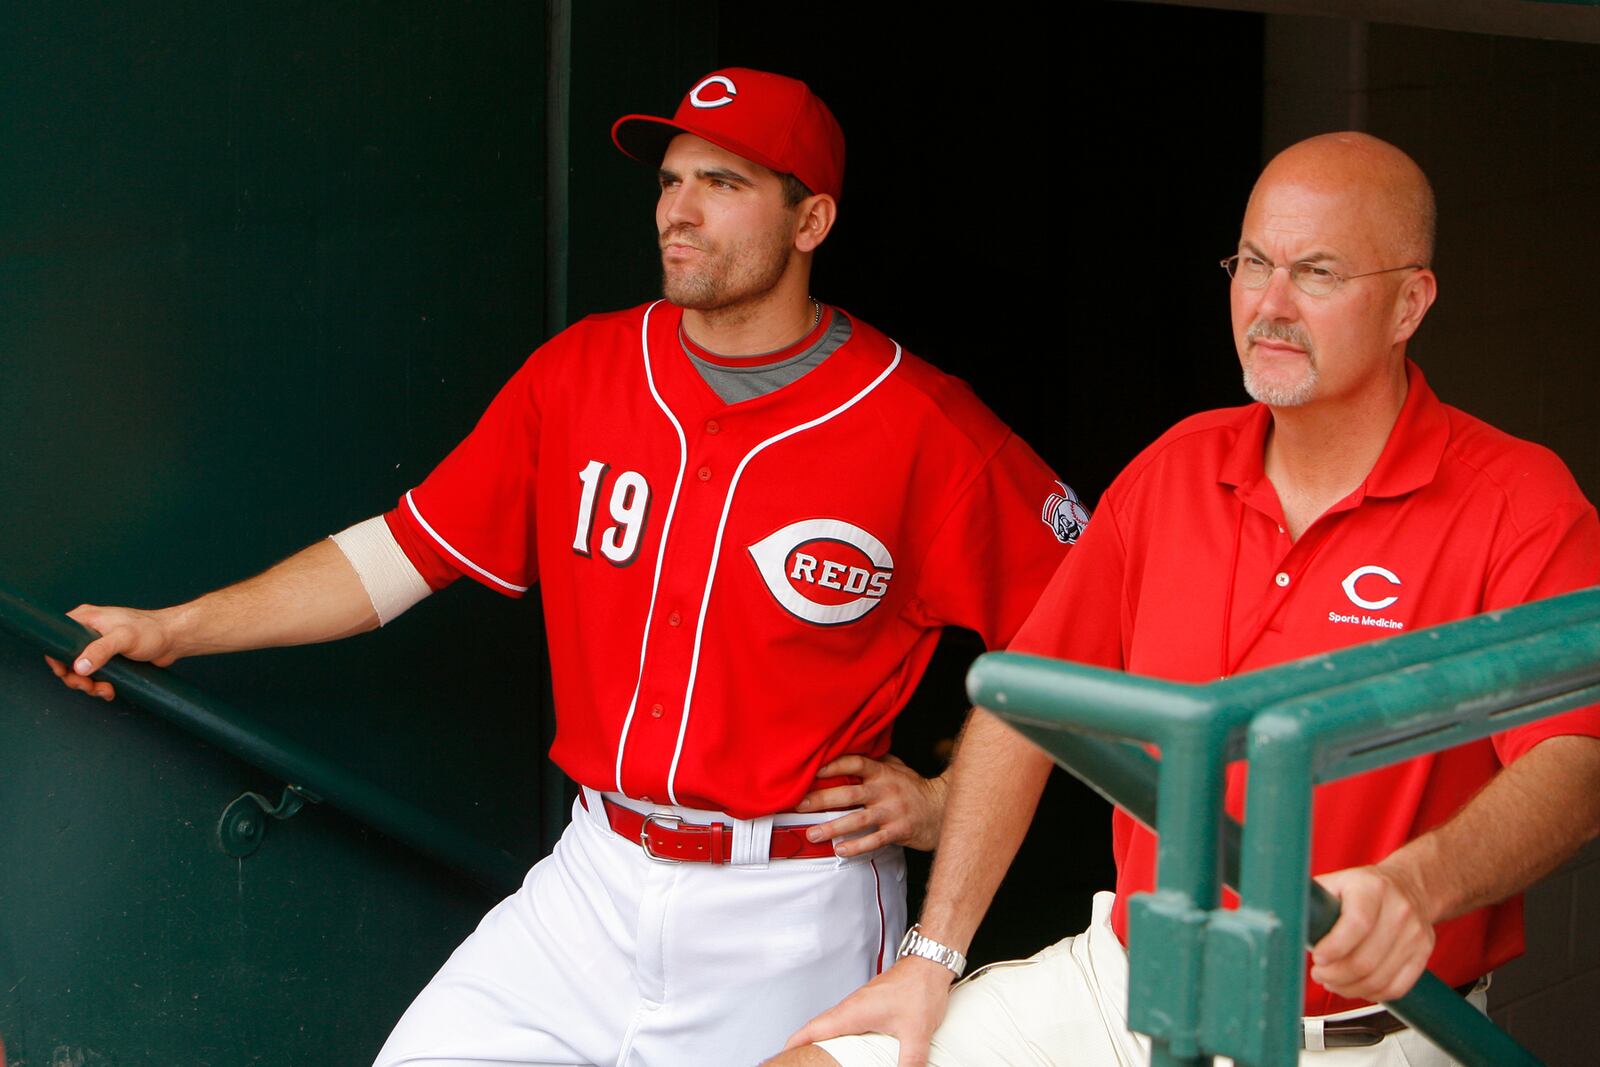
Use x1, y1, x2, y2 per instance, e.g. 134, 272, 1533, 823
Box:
689, 74, 738, 109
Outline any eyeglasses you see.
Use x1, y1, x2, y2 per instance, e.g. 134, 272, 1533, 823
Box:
1220, 254, 1426, 297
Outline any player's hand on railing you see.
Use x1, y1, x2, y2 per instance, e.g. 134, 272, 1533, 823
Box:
1310, 863, 1436, 1003
781, 955, 954, 1067
43, 603, 182, 702
796, 754, 949, 855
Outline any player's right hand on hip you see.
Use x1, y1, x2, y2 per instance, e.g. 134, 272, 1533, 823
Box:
44, 603, 181, 701
797, 754, 949, 855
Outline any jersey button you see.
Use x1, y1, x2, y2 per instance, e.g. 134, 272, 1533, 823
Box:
1275, 571, 1291, 587
704, 419, 720, 435
650, 703, 664, 718
697, 465, 712, 481
667, 610, 682, 627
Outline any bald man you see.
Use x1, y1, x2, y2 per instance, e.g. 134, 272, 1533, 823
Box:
770, 133, 1600, 1066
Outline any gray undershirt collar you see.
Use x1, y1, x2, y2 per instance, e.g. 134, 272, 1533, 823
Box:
682, 308, 853, 405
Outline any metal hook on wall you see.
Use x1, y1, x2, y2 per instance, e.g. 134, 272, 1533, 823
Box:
216, 784, 322, 859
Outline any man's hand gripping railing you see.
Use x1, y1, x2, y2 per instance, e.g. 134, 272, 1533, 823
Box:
0, 583, 525, 893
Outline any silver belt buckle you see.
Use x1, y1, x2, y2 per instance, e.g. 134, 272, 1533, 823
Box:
639, 812, 684, 863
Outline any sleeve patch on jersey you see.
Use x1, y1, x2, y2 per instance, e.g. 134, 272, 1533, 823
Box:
1042, 481, 1089, 545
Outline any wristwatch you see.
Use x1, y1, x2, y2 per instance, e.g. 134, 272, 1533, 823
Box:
896, 923, 967, 979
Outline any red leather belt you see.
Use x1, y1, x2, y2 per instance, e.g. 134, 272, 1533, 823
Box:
586, 794, 836, 863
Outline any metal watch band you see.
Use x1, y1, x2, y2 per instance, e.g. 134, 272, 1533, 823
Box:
896, 923, 967, 979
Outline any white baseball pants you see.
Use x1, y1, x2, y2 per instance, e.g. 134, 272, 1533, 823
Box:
375, 789, 906, 1067
817, 892, 1484, 1067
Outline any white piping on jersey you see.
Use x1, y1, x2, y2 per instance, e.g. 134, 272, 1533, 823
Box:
664, 343, 903, 804
613, 300, 690, 795
871, 857, 886, 973
404, 490, 530, 593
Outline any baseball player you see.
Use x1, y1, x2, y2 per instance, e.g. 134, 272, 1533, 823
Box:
48, 68, 1081, 1065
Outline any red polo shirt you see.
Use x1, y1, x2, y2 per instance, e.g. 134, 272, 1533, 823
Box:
1011, 361, 1600, 1013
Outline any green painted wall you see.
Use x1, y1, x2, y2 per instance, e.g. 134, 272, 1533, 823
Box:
1, 2, 551, 856
0, 4, 702, 1064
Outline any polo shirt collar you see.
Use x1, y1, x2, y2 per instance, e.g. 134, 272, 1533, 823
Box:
1363, 360, 1450, 498
1217, 403, 1272, 492
1217, 360, 1450, 503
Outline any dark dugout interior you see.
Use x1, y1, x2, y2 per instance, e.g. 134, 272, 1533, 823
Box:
714, 3, 1265, 962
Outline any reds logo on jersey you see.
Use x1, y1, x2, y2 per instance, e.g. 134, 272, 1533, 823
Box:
748, 519, 895, 626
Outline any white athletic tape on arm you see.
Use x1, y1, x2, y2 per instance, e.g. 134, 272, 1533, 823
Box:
329, 515, 432, 626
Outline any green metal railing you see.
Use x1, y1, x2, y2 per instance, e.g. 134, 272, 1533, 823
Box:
0, 583, 526, 894
968, 585, 1600, 1067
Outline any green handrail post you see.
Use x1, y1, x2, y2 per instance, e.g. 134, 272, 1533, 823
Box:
1135, 719, 1226, 1067
1131, 702, 1251, 1067
974, 658, 1258, 1066
971, 655, 1238, 1063
986, 719, 1344, 1066
1231, 711, 1315, 1066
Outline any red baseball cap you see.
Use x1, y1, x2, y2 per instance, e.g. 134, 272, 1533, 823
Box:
612, 68, 845, 201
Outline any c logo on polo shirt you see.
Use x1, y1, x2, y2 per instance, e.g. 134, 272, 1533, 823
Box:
1341, 565, 1402, 611
749, 519, 895, 626
689, 75, 738, 109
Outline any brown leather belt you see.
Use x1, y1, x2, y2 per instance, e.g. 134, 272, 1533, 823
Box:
585, 794, 837, 863
1305, 981, 1480, 1048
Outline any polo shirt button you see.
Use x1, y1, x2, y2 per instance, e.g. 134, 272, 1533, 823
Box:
697, 465, 712, 481
1275, 572, 1290, 587
667, 610, 682, 627
705, 419, 720, 435
650, 703, 664, 718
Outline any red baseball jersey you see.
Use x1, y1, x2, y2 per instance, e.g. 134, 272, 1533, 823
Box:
1010, 360, 1600, 1012
387, 301, 1077, 817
